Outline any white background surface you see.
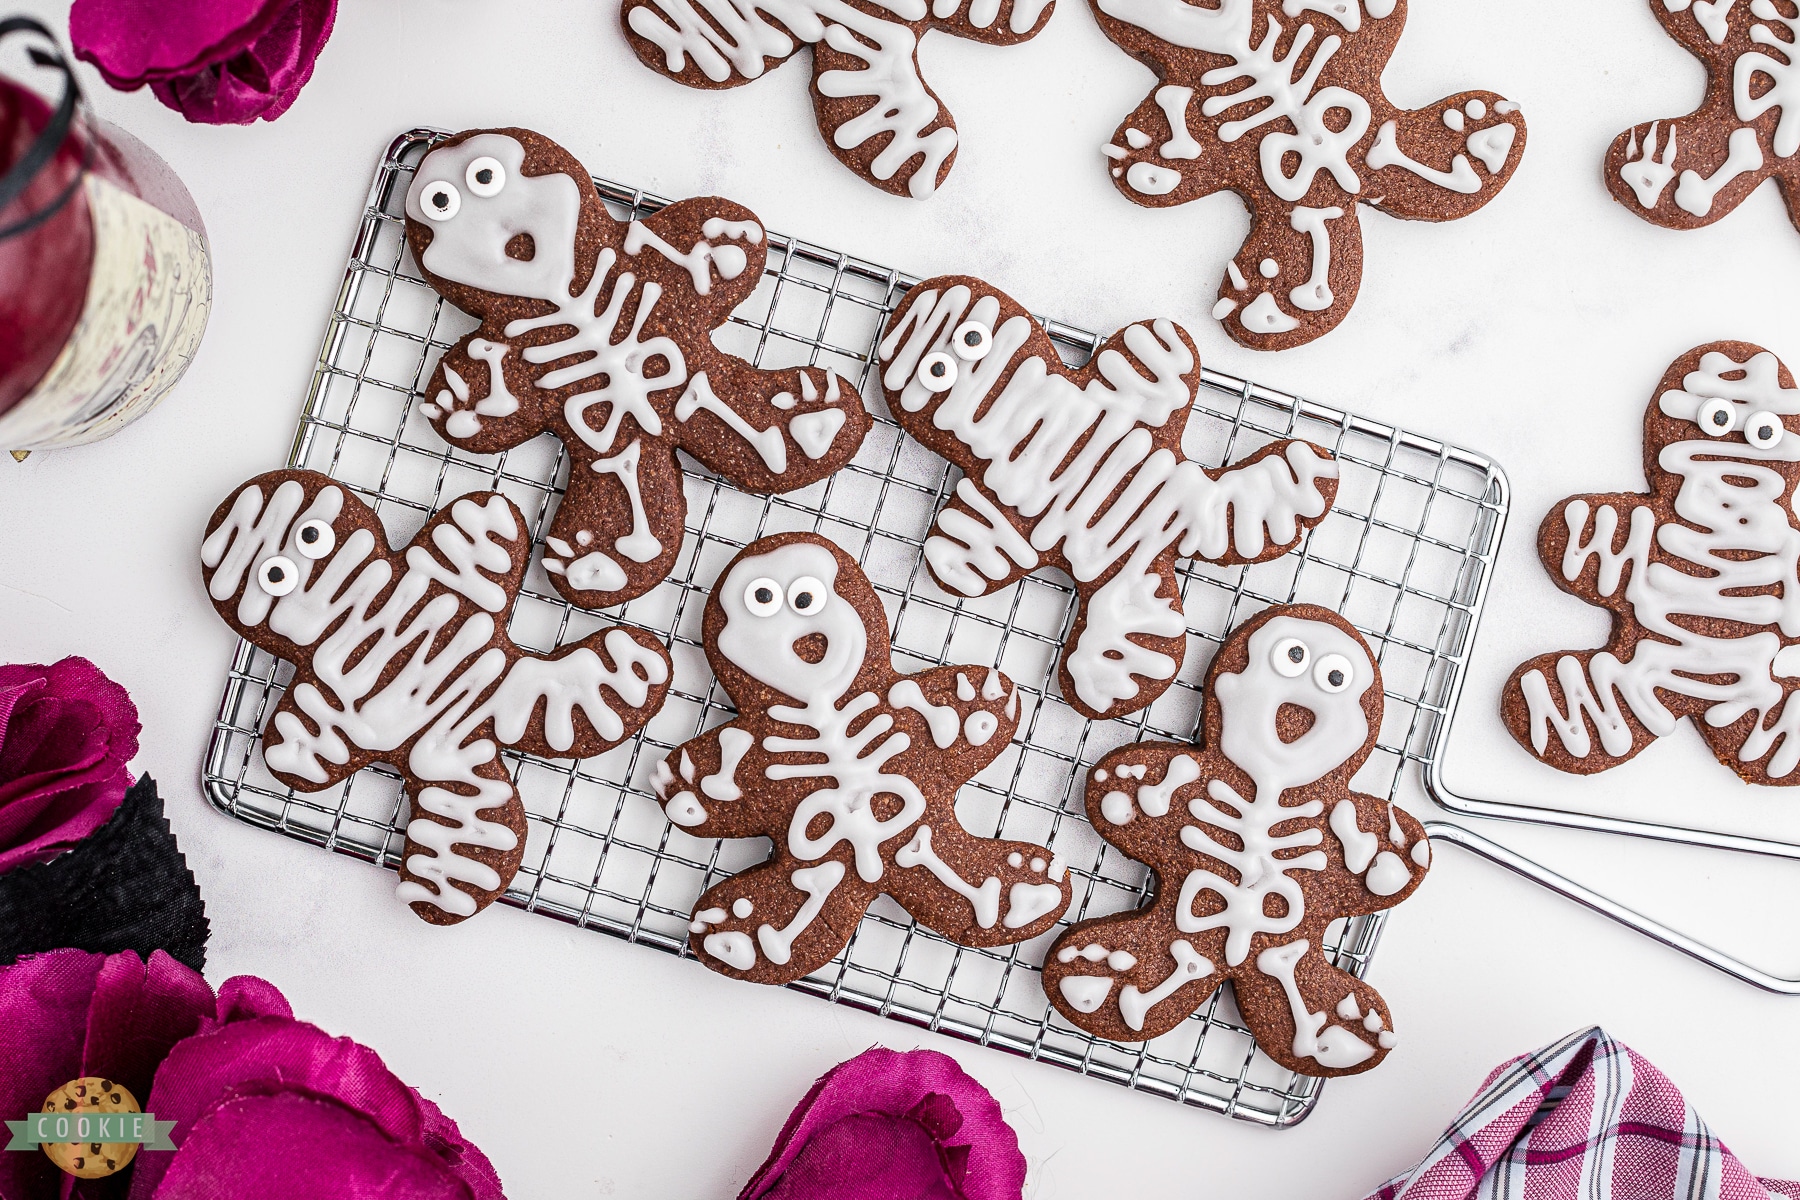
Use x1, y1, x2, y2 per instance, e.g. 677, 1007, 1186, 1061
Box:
4, 0, 1800, 1196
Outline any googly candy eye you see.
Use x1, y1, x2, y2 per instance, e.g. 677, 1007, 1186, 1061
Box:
744, 577, 782, 617
419, 180, 460, 221
917, 351, 958, 393
1697, 397, 1736, 437
1271, 637, 1309, 677
787, 576, 827, 615
1745, 411, 1785, 450
1314, 653, 1354, 694
951, 321, 993, 362
294, 519, 336, 559
257, 556, 299, 597
465, 156, 505, 197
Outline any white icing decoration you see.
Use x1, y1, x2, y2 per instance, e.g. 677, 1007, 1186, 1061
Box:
1258, 258, 1279, 278
1443, 108, 1465, 132
1059, 974, 1114, 1013
701, 726, 755, 801
1154, 84, 1202, 158
1118, 939, 1213, 1031
704, 930, 757, 969
732, 897, 754, 918
624, 218, 759, 294
1467, 122, 1516, 173
436, 339, 520, 441
889, 678, 962, 748
1288, 205, 1343, 313
1212, 298, 1239, 320
1125, 127, 1152, 149
1621, 123, 1680, 209
1329, 798, 1377, 873
592, 439, 662, 563
792, 404, 849, 459
1057, 943, 1139, 971
1227, 262, 1249, 290
1258, 939, 1376, 1067
1465, 97, 1487, 120
1336, 993, 1361, 1020
1126, 162, 1183, 194
674, 373, 788, 472
756, 860, 846, 964
1675, 126, 1764, 216
956, 672, 976, 702
897, 824, 1002, 927
1240, 291, 1301, 334
1411, 838, 1431, 867
1366, 120, 1482, 193
1366, 850, 1411, 895
1736, 0, 1800, 157
964, 710, 1000, 746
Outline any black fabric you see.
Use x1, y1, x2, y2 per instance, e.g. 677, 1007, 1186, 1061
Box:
0, 775, 210, 972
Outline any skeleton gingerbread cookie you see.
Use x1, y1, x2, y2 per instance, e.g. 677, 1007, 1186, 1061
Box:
403, 128, 871, 610
1093, 0, 1527, 350
1607, 0, 1800, 233
1505, 343, 1800, 785
200, 470, 672, 924
877, 275, 1340, 721
1043, 605, 1428, 1076
653, 532, 1070, 985
620, 0, 1054, 199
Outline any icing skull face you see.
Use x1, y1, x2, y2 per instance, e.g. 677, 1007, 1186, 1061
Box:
716, 541, 868, 704
1656, 350, 1800, 456
1213, 614, 1377, 798
404, 133, 582, 302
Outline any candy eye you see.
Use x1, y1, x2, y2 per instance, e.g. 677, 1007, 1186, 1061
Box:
787, 576, 827, 615
951, 321, 993, 362
744, 577, 782, 617
1271, 637, 1309, 677
1698, 397, 1736, 436
1314, 653, 1354, 694
294, 519, 336, 559
1745, 411, 1784, 450
420, 180, 460, 221
257, 556, 299, 596
465, 156, 505, 197
917, 351, 958, 393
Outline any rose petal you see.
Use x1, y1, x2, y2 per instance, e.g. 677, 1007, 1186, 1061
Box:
147, 1091, 481, 1200
68, 0, 294, 87
761, 1113, 964, 1200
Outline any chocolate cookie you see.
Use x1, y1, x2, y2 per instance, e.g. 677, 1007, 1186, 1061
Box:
1607, 0, 1800, 232
654, 532, 1070, 984
200, 470, 672, 923
1042, 604, 1428, 1076
1093, 0, 1527, 350
620, 0, 1056, 198
1504, 342, 1800, 785
403, 128, 871, 610
877, 274, 1340, 722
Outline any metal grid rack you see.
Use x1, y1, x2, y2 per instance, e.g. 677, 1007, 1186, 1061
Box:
202, 128, 1510, 1126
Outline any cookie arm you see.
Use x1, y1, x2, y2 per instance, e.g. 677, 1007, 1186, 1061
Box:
670, 354, 872, 494
1320, 792, 1429, 916
884, 820, 1069, 945
1188, 440, 1340, 568
1083, 742, 1208, 865
1102, 83, 1232, 211
884, 664, 1021, 779
421, 335, 549, 455
921, 478, 1042, 601
1361, 93, 1526, 221
488, 628, 672, 759
619, 0, 807, 89
1536, 490, 1656, 621
651, 725, 779, 841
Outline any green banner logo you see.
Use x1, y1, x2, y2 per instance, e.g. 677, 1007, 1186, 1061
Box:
5, 1112, 176, 1151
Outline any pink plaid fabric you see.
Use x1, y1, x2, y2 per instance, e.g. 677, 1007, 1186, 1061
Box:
1362, 1027, 1799, 1200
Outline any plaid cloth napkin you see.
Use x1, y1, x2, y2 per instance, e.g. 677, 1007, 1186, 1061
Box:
1362, 1027, 1798, 1200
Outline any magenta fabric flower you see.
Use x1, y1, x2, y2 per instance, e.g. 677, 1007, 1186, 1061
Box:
0, 657, 140, 876
0, 949, 506, 1200
69, 0, 337, 125
741, 1048, 1026, 1200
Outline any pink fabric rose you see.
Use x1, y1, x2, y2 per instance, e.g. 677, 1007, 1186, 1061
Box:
0, 949, 506, 1200
0, 657, 140, 875
69, 0, 337, 125
741, 1047, 1026, 1200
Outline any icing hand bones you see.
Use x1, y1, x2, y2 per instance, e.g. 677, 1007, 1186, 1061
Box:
878, 275, 1340, 720
1505, 342, 1800, 786
655, 532, 1070, 984
620, 0, 1055, 198
1606, 0, 1800, 232
404, 128, 871, 610
200, 470, 672, 924
1094, 0, 1527, 349
1043, 606, 1428, 1075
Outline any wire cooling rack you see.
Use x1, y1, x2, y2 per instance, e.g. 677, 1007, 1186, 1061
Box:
203, 128, 1510, 1127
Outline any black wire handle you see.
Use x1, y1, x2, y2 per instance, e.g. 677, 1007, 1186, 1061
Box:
0, 15, 86, 242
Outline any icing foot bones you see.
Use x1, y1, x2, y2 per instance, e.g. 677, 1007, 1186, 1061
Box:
1504, 342, 1800, 785
654, 532, 1070, 984
878, 275, 1340, 721
619, 0, 1055, 198
1093, 0, 1527, 350
1043, 605, 1428, 1076
403, 128, 872, 610
1606, 0, 1800, 232
200, 470, 672, 924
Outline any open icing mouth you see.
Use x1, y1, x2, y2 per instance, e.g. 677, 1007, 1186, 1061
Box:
1276, 702, 1316, 744
793, 632, 829, 664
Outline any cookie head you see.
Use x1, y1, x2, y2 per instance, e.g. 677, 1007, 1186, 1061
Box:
713, 538, 879, 705
1211, 611, 1379, 796
200, 473, 384, 639
405, 131, 584, 304
1651, 344, 1800, 461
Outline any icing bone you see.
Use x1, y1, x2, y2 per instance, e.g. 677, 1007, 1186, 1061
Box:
1093, 0, 1528, 350
199, 470, 672, 924
655, 532, 1070, 984
1043, 605, 1429, 1075
403, 128, 872, 610
619, 0, 1056, 199
1606, 0, 1800, 231
1505, 342, 1800, 786
877, 276, 1340, 720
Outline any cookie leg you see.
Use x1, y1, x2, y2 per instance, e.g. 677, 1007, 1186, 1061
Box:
1234, 937, 1391, 1077
807, 28, 958, 200
687, 855, 872, 985
883, 823, 1069, 945
1043, 907, 1223, 1043
542, 436, 684, 609
1215, 198, 1363, 351
1060, 561, 1188, 721
395, 753, 527, 926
